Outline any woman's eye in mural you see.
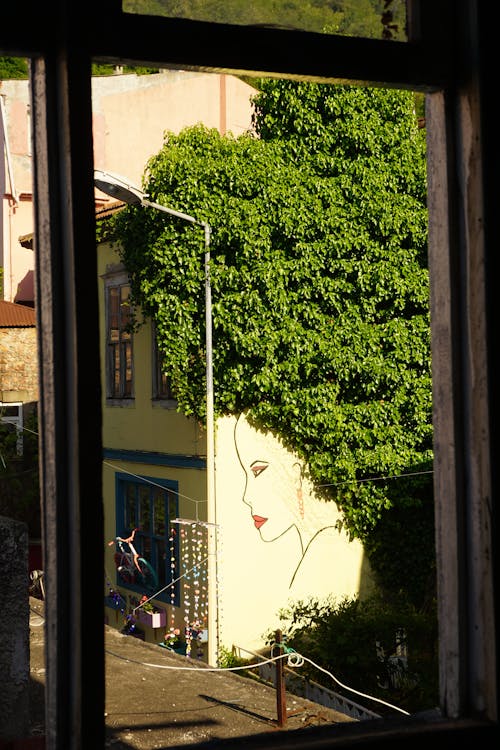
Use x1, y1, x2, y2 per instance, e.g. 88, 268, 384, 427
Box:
250, 461, 268, 478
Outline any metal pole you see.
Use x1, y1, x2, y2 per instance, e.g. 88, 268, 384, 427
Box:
275, 629, 287, 727
204, 222, 218, 666
93, 173, 219, 665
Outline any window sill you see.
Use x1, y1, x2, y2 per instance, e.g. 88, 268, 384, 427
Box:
152, 398, 178, 409
105, 398, 135, 408
256, 714, 499, 749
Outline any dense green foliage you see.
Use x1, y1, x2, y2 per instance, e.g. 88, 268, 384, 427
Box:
267, 593, 438, 715
0, 57, 29, 79
113, 82, 432, 585
124, 0, 406, 39
91, 64, 160, 76
0, 58, 158, 80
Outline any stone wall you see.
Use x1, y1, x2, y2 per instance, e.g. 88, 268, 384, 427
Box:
0, 327, 38, 401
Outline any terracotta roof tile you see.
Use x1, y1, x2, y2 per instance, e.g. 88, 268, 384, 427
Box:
18, 200, 126, 250
0, 300, 36, 327
95, 200, 126, 219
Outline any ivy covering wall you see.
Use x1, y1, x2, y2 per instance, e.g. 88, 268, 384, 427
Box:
108, 80, 434, 607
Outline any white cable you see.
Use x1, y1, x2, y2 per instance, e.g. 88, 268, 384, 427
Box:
105, 647, 409, 716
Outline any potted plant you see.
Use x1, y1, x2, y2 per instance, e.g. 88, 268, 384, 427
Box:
137, 595, 167, 628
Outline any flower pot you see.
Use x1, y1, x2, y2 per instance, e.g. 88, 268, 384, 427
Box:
137, 609, 167, 628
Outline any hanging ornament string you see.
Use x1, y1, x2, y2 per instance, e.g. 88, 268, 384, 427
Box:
171, 518, 216, 658
165, 526, 179, 649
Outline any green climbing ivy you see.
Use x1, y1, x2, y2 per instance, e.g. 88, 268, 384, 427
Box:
108, 81, 432, 605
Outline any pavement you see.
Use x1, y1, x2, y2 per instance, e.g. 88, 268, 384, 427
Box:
28, 597, 357, 749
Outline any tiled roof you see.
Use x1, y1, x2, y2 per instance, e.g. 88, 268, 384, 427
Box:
95, 200, 126, 219
0, 300, 36, 327
18, 200, 126, 250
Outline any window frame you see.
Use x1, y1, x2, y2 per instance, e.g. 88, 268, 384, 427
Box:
2, 1, 497, 746
0, 401, 24, 455
102, 268, 134, 400
114, 471, 180, 606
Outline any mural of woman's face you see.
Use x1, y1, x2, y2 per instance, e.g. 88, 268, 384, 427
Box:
234, 414, 300, 542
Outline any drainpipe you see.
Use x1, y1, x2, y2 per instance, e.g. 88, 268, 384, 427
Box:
1, 95, 19, 205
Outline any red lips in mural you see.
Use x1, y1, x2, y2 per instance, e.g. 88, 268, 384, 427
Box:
252, 515, 268, 529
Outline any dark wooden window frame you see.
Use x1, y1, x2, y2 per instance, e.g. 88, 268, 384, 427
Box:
2, 1, 498, 747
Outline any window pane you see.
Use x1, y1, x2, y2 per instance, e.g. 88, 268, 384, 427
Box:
108, 286, 119, 329
142, 534, 152, 560
112, 346, 120, 396
106, 283, 134, 398
139, 485, 150, 532
124, 342, 133, 394
125, 484, 136, 529
154, 489, 166, 536
155, 537, 167, 588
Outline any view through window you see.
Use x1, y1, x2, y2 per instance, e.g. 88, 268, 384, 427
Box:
1, 49, 436, 738
92, 59, 435, 741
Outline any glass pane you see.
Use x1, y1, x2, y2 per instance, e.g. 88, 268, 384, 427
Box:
0, 404, 21, 417
122, 0, 407, 41
155, 537, 167, 588
120, 285, 131, 331
153, 489, 166, 535
112, 346, 121, 396
124, 342, 133, 396
108, 286, 119, 331
139, 485, 150, 531
142, 534, 152, 560
124, 484, 137, 529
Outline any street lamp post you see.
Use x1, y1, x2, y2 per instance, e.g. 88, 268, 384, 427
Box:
94, 169, 218, 666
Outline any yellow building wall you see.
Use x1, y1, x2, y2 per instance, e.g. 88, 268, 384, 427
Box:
214, 414, 374, 652
99, 238, 209, 650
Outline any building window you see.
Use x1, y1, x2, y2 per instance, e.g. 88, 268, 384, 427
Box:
152, 328, 175, 401
114, 472, 180, 606
0, 401, 23, 455
106, 282, 133, 398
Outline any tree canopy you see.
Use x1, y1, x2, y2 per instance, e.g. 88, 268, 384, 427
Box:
112, 80, 431, 567
123, 0, 407, 40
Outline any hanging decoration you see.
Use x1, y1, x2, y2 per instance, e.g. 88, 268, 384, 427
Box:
168, 517, 214, 658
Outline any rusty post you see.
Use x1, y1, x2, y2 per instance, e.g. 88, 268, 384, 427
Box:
275, 629, 287, 727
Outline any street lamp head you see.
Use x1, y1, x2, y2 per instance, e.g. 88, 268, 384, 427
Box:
94, 168, 207, 230
94, 169, 146, 205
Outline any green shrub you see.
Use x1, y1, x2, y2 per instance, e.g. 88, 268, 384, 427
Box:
266, 593, 438, 716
